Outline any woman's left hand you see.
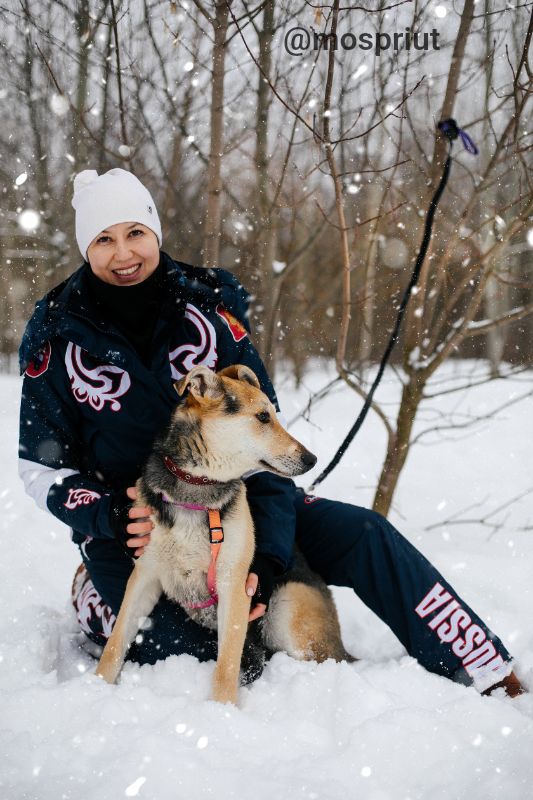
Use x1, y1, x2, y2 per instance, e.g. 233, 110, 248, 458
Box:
246, 572, 267, 622
246, 552, 280, 622
125, 485, 153, 557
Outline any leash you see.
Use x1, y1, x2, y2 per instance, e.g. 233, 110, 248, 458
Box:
308, 119, 478, 493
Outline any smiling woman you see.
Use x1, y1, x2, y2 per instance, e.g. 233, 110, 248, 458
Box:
86, 222, 160, 286
17, 167, 525, 701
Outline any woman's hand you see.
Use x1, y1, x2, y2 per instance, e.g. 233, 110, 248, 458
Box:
246, 553, 281, 622
246, 572, 267, 622
125, 486, 154, 557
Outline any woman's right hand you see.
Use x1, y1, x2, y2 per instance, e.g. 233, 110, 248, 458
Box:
125, 486, 154, 557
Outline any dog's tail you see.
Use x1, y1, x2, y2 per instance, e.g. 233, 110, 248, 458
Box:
341, 649, 357, 664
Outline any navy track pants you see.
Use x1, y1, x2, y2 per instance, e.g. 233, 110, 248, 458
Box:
75, 489, 512, 691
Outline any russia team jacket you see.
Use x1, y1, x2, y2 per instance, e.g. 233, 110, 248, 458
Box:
18, 252, 297, 568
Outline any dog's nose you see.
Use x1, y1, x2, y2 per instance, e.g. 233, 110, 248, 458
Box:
301, 450, 317, 468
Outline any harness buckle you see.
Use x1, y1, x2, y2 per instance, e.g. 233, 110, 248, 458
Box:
209, 526, 224, 544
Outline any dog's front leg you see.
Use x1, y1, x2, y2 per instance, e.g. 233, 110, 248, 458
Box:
211, 564, 252, 705
96, 561, 162, 684
211, 496, 254, 705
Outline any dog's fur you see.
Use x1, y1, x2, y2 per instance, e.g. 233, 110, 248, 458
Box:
96, 364, 353, 704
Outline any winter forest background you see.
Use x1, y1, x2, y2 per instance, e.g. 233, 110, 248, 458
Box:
1, 0, 532, 517
1, 4, 533, 797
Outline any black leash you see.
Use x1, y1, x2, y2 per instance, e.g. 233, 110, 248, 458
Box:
308, 119, 478, 493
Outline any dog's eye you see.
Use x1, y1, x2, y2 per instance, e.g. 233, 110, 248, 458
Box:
255, 411, 271, 424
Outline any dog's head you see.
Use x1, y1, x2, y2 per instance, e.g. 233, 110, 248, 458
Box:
172, 364, 317, 481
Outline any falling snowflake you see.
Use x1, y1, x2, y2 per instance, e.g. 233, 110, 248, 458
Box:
50, 94, 69, 116
351, 64, 368, 81
18, 210, 41, 232
125, 776, 146, 797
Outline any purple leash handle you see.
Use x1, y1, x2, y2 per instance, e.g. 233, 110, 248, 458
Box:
458, 128, 478, 154
437, 118, 479, 155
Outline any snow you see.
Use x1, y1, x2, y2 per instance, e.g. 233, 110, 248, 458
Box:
1, 360, 532, 799
17, 210, 41, 233
49, 93, 69, 117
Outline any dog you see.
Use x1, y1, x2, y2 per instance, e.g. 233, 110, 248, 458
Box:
96, 364, 354, 704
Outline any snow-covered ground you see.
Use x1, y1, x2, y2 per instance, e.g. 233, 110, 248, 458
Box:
1, 360, 532, 800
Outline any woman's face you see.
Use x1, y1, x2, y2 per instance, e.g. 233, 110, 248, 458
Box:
86, 221, 160, 286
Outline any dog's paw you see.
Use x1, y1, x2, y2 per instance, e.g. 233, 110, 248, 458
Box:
210, 687, 238, 705
95, 657, 121, 684
211, 671, 239, 705
95, 668, 118, 684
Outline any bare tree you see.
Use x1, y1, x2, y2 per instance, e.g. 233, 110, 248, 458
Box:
372, 6, 533, 516
194, 0, 233, 267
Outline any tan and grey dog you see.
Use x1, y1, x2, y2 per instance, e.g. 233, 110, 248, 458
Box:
96, 364, 353, 704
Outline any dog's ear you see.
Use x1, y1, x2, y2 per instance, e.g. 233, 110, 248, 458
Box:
174, 376, 189, 397
174, 366, 222, 401
218, 364, 261, 389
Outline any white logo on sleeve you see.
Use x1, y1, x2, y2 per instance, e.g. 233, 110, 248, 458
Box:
64, 488, 102, 509
65, 342, 131, 412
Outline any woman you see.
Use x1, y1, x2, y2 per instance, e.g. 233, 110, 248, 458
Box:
18, 168, 523, 697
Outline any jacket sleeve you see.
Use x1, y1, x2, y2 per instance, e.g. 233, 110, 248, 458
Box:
18, 341, 116, 541
243, 471, 297, 570
216, 323, 297, 570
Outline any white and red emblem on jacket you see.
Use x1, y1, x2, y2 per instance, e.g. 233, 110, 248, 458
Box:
169, 303, 218, 379
25, 341, 52, 378
216, 303, 248, 342
63, 488, 102, 510
65, 342, 131, 412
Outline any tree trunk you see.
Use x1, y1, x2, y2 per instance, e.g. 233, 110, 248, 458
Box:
73, 0, 90, 169
429, 0, 476, 185
481, 1, 508, 377
202, 1, 231, 268
253, 0, 276, 369
97, 21, 114, 174
480, 195, 508, 378
372, 376, 424, 517
321, 1, 352, 374
484, 272, 508, 377
358, 178, 381, 365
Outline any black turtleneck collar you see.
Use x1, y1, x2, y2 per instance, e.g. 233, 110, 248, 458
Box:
84, 260, 164, 365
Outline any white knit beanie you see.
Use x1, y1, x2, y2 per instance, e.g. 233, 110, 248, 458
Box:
72, 168, 163, 259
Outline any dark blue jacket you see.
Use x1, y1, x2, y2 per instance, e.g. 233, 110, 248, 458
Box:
18, 252, 297, 568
